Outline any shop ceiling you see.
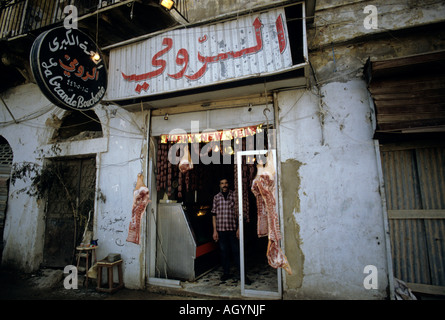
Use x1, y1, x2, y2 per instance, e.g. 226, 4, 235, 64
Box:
366, 50, 445, 140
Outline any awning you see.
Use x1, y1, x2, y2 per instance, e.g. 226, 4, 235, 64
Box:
365, 50, 445, 137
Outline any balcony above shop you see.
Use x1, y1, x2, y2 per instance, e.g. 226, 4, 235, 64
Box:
0, 0, 188, 92
0, 0, 188, 43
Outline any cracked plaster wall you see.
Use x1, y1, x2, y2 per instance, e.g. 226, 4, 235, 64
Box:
277, 81, 388, 299
0, 83, 149, 290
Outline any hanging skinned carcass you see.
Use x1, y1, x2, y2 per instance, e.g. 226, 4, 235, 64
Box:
251, 151, 292, 275
127, 173, 150, 245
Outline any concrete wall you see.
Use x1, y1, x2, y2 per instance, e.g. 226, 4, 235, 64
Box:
277, 80, 389, 299
0, 83, 52, 272
0, 83, 148, 288
309, 0, 445, 49
185, 0, 289, 23
307, 0, 445, 84
93, 107, 149, 289
277, 0, 445, 298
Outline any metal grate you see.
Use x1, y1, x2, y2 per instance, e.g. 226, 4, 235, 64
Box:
1, 0, 189, 40
0, 140, 12, 234
0, 142, 13, 167
0, 0, 121, 39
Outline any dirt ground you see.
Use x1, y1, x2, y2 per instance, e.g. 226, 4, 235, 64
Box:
3, 265, 444, 303
0, 266, 206, 300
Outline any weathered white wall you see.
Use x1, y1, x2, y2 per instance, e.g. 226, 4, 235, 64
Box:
0, 83, 149, 288
288, 0, 445, 298
0, 83, 54, 272
93, 107, 149, 289
277, 79, 390, 299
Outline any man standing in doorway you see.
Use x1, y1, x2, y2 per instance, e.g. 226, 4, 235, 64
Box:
212, 178, 251, 284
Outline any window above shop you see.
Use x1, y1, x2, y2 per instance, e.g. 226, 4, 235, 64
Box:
51, 110, 103, 143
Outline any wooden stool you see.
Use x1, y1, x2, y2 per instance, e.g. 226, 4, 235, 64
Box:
96, 258, 124, 293
75, 246, 97, 289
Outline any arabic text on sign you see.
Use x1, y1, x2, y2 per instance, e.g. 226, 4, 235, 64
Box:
121, 15, 287, 94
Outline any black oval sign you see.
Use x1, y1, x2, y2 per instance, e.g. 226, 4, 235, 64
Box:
30, 27, 107, 110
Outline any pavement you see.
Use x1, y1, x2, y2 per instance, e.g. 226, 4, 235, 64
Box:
0, 266, 286, 319
0, 266, 211, 300
3, 265, 444, 302
0, 257, 281, 301
2, 265, 445, 320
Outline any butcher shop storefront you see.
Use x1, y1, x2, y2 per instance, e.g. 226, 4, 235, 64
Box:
106, 2, 308, 298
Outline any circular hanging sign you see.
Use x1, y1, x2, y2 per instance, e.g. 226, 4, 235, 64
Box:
30, 27, 107, 110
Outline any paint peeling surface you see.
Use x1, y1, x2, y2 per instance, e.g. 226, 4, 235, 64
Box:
107, 8, 292, 101
277, 83, 389, 299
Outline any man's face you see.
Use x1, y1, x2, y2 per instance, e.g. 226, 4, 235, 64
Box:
220, 179, 229, 192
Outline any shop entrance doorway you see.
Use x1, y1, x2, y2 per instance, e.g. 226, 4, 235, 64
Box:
150, 134, 282, 298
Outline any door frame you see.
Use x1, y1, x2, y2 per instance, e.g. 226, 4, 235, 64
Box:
237, 149, 282, 299
42, 156, 97, 267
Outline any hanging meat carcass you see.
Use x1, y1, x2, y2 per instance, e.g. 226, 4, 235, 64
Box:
241, 139, 250, 222
251, 151, 292, 275
127, 173, 151, 245
167, 153, 172, 197
233, 162, 239, 216
156, 138, 163, 191
179, 144, 193, 173
157, 142, 166, 190
162, 143, 168, 189
185, 170, 190, 192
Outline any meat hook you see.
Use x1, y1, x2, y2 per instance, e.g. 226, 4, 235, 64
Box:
263, 106, 271, 130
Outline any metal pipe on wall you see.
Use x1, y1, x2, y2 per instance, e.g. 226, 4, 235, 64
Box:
273, 91, 285, 296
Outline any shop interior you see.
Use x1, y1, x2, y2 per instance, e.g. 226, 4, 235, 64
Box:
153, 128, 279, 293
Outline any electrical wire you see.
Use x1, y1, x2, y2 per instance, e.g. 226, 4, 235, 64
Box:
304, 58, 376, 146
0, 102, 57, 126
11, 155, 143, 171
0, 96, 146, 136
99, 157, 142, 168
2, 1, 440, 137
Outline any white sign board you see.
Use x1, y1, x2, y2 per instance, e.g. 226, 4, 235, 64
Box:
107, 8, 292, 101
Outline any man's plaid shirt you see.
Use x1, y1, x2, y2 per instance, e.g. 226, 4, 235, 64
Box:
211, 190, 238, 231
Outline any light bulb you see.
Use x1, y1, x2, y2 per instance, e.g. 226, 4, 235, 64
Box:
92, 52, 101, 62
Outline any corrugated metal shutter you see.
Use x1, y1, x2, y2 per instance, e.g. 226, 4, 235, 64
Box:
381, 142, 445, 295
416, 147, 445, 287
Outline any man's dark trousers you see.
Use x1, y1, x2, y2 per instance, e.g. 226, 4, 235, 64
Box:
218, 230, 240, 276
